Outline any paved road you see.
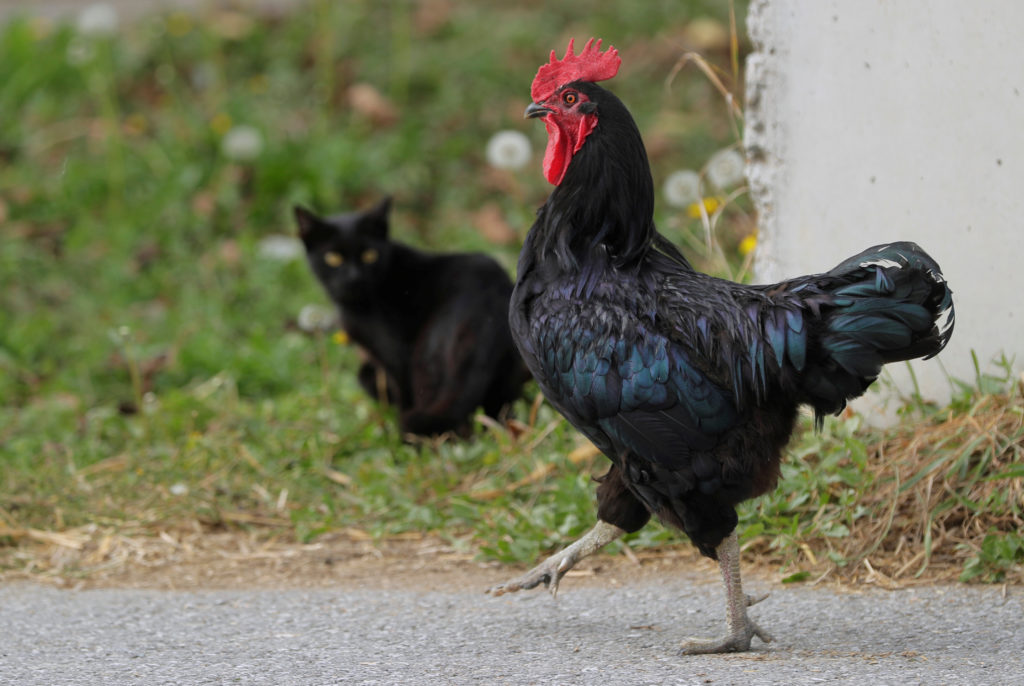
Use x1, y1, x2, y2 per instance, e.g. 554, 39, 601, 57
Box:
2, 579, 1022, 685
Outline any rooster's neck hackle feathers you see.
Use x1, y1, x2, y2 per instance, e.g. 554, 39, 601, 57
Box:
530, 80, 658, 271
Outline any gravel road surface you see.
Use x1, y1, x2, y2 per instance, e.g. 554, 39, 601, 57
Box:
3, 578, 1022, 685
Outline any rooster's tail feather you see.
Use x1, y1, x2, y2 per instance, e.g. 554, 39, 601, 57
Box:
801, 242, 954, 420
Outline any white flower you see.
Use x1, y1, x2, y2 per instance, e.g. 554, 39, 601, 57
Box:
66, 37, 96, 66
76, 3, 119, 38
485, 130, 531, 171
190, 62, 217, 91
705, 148, 746, 190
297, 304, 338, 333
169, 483, 189, 496
663, 169, 702, 208
257, 234, 304, 261
220, 125, 264, 162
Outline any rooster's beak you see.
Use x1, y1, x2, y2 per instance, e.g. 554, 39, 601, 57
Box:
525, 102, 553, 119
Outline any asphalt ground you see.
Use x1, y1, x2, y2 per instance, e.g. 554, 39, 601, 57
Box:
2, 577, 1022, 685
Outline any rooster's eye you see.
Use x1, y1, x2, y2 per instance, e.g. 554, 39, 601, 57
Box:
563, 91, 577, 105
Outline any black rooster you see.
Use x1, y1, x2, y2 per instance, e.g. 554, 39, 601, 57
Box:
487, 39, 954, 653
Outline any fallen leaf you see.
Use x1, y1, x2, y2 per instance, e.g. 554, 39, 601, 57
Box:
347, 83, 398, 127
209, 10, 254, 40
473, 203, 518, 245
414, 0, 453, 35
682, 18, 730, 51
324, 468, 352, 486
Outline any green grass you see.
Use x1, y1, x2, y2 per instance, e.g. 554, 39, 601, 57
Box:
1, 2, 1020, 585
0, 0, 751, 572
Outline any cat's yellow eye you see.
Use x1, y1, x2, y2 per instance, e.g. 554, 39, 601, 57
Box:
324, 251, 343, 267
361, 248, 379, 264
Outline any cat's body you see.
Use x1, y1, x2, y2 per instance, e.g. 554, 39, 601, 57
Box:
296, 197, 528, 436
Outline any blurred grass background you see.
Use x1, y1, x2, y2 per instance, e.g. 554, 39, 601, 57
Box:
1, 0, 751, 410
1, 1, 1020, 585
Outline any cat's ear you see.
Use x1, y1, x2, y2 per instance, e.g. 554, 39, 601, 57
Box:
294, 205, 326, 246
364, 196, 392, 240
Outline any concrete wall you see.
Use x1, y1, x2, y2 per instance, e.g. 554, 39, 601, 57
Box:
744, 0, 1024, 416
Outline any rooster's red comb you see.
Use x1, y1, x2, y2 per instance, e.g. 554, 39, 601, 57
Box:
530, 38, 621, 103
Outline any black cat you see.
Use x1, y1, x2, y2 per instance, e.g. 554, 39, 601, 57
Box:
295, 196, 529, 436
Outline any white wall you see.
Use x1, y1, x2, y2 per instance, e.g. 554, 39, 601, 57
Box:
744, 0, 1024, 416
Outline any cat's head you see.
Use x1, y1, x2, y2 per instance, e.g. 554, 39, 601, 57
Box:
294, 196, 393, 307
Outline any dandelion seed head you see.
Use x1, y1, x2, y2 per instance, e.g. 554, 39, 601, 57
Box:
486, 130, 532, 171
76, 3, 119, 38
66, 37, 95, 66
705, 148, 746, 190
257, 235, 304, 262
663, 170, 702, 209
191, 62, 217, 91
297, 304, 338, 333
220, 125, 264, 162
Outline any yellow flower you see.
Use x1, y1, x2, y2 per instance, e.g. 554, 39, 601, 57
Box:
686, 196, 722, 219
30, 17, 53, 40
210, 112, 233, 136
248, 74, 268, 95
167, 12, 193, 37
332, 330, 350, 345
738, 232, 758, 256
123, 113, 147, 136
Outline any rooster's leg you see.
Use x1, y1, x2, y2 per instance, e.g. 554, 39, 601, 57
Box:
680, 531, 772, 654
487, 520, 624, 598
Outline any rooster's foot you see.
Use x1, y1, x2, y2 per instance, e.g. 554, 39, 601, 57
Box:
679, 531, 772, 654
487, 549, 578, 598
679, 618, 773, 654
486, 520, 625, 598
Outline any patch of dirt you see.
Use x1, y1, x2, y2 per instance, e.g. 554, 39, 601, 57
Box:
1, 528, 737, 592
2, 515, 1002, 593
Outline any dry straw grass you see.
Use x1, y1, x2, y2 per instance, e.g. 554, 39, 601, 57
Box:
748, 381, 1024, 587
3, 384, 1020, 588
